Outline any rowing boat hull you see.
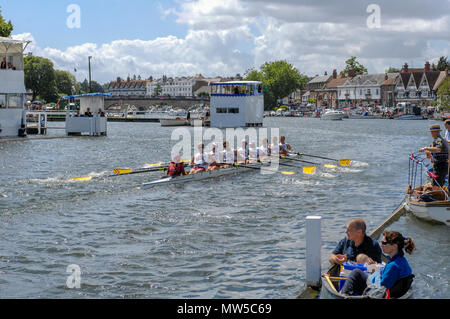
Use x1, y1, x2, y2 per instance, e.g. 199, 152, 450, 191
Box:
320, 275, 414, 299
142, 159, 291, 188
405, 196, 450, 226
142, 164, 255, 188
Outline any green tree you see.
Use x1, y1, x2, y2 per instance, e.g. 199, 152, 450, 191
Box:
55, 70, 76, 96
438, 77, 450, 111
153, 83, 162, 97
90, 80, 104, 93
244, 60, 307, 110
24, 55, 58, 103
343, 56, 368, 76
386, 67, 400, 73
0, 6, 13, 37
436, 56, 449, 71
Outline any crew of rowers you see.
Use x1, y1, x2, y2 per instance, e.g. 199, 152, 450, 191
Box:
167, 136, 292, 177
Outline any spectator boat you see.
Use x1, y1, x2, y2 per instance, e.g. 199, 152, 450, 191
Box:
405, 188, 450, 226
320, 264, 414, 299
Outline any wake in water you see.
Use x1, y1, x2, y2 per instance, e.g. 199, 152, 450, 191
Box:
28, 171, 109, 185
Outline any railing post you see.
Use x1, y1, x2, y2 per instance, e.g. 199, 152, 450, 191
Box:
306, 216, 322, 289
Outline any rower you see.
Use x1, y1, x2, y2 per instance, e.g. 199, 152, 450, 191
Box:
249, 142, 259, 163
221, 141, 235, 168
237, 140, 249, 164
258, 138, 271, 161
270, 136, 280, 158
190, 142, 209, 174
208, 143, 221, 171
167, 154, 187, 177
279, 136, 292, 156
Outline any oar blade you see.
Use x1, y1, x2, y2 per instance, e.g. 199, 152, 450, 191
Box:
303, 166, 316, 175
146, 163, 163, 167
72, 176, 93, 181
324, 164, 338, 169
281, 171, 297, 175
114, 168, 132, 175
339, 159, 351, 166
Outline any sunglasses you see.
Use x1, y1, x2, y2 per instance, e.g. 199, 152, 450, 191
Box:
381, 241, 392, 245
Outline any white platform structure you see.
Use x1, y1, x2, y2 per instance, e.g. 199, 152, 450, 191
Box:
62, 93, 111, 136
0, 37, 30, 138
210, 81, 264, 128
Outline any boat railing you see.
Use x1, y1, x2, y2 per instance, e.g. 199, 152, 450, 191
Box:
408, 153, 449, 201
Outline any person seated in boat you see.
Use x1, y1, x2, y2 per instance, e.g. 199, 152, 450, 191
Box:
237, 140, 249, 164
207, 143, 221, 171
167, 154, 186, 177
190, 142, 209, 174
340, 230, 415, 298
258, 138, 271, 162
220, 141, 235, 168
248, 142, 259, 163
329, 218, 382, 267
270, 136, 280, 159
419, 124, 448, 187
279, 136, 292, 156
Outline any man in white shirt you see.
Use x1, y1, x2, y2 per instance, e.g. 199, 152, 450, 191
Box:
237, 140, 249, 164
221, 141, 235, 168
190, 142, 209, 174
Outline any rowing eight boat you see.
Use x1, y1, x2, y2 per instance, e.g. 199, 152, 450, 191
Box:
142, 158, 292, 188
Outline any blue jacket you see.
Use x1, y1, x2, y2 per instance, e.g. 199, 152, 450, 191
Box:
370, 253, 412, 290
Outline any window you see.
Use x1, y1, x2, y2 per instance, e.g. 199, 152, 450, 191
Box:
216, 108, 228, 113
229, 108, 239, 114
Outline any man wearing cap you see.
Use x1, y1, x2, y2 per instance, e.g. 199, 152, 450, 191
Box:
419, 124, 449, 187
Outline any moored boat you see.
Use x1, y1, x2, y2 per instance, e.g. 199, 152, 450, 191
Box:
321, 109, 344, 120
405, 189, 450, 226
160, 118, 190, 127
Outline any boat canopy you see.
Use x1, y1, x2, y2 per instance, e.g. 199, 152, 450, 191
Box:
210, 81, 262, 86
62, 93, 112, 99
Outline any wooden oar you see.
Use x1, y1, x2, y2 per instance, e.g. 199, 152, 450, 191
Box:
292, 153, 351, 166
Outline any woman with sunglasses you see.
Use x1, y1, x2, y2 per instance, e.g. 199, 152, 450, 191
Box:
340, 230, 416, 298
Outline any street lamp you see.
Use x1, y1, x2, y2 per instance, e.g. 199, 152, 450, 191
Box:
88, 56, 92, 93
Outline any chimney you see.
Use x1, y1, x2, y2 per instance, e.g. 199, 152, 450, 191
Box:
425, 61, 431, 72
348, 69, 356, 78
385, 73, 388, 81
403, 63, 409, 73
333, 69, 337, 79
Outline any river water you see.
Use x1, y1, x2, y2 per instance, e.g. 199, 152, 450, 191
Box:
0, 118, 448, 298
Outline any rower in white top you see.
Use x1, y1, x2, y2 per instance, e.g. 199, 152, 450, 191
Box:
208, 142, 221, 171
248, 142, 259, 163
258, 138, 271, 161
221, 141, 235, 168
237, 140, 250, 164
190, 142, 209, 174
270, 136, 280, 158
279, 136, 292, 156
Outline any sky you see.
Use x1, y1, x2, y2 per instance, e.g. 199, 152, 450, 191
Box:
2, 0, 450, 84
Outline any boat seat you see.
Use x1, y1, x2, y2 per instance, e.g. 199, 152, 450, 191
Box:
388, 274, 414, 298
